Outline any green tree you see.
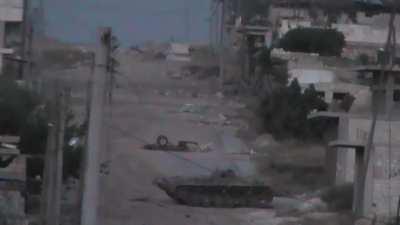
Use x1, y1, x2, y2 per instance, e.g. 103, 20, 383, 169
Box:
279, 28, 346, 56
0, 78, 39, 134
260, 80, 328, 140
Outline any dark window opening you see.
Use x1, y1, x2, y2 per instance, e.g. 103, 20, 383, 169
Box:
394, 90, 400, 102
333, 92, 347, 101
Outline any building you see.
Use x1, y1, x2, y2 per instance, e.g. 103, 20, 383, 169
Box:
309, 66, 400, 219
0, 0, 24, 74
269, 2, 400, 60
0, 135, 26, 224
166, 43, 192, 62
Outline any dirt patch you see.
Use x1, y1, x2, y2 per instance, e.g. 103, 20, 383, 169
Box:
320, 184, 353, 211
254, 141, 327, 196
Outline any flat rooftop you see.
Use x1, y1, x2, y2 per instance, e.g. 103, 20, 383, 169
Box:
354, 65, 400, 74
329, 140, 366, 150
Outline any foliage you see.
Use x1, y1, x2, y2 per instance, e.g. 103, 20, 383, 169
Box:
19, 106, 48, 155
357, 53, 370, 65
321, 183, 353, 210
0, 77, 83, 181
279, 28, 346, 56
241, 0, 271, 21
257, 47, 288, 86
260, 79, 329, 140
20, 109, 85, 181
63, 113, 86, 180
0, 78, 39, 134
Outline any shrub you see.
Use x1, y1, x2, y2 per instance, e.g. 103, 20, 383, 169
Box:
260, 79, 328, 140
279, 28, 346, 56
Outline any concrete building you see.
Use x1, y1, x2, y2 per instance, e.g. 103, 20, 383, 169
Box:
309, 66, 400, 219
333, 24, 400, 59
166, 43, 191, 62
0, 0, 24, 73
0, 135, 26, 224
270, 4, 400, 60
313, 82, 370, 106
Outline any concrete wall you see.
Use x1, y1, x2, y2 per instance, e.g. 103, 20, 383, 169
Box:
289, 69, 336, 84
345, 118, 400, 217
0, 0, 23, 22
336, 117, 356, 184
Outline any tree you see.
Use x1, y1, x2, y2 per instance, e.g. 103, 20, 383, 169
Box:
241, 0, 271, 23
279, 28, 346, 56
257, 47, 289, 94
0, 78, 39, 134
260, 80, 329, 140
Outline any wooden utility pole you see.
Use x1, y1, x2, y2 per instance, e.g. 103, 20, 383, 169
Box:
80, 27, 110, 225
41, 81, 68, 225
219, 0, 226, 87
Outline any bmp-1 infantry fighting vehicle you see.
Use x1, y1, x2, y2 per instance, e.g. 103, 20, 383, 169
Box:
153, 170, 273, 208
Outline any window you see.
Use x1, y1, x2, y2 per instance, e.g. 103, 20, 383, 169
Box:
394, 90, 400, 102
333, 92, 347, 101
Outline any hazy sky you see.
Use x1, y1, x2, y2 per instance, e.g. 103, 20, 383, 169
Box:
44, 0, 211, 45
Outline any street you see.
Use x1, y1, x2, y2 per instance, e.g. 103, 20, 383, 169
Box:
90, 52, 274, 225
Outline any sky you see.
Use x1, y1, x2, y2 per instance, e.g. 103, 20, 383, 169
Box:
43, 0, 211, 45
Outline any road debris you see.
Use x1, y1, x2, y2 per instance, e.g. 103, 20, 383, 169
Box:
179, 104, 208, 114
216, 92, 224, 99
143, 135, 207, 152
130, 197, 150, 203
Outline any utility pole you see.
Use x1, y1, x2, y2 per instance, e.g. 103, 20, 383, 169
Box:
219, 0, 226, 87
20, 0, 28, 80
184, 0, 191, 42
80, 27, 110, 225
41, 81, 67, 225
209, 1, 214, 48
358, 3, 397, 217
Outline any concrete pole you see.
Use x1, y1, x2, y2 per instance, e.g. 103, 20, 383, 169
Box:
41, 91, 57, 225
209, 1, 214, 49
19, 0, 28, 79
41, 80, 67, 225
0, 22, 5, 74
78, 53, 95, 223
219, 0, 225, 87
52, 87, 67, 225
80, 27, 110, 225
184, 0, 190, 42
